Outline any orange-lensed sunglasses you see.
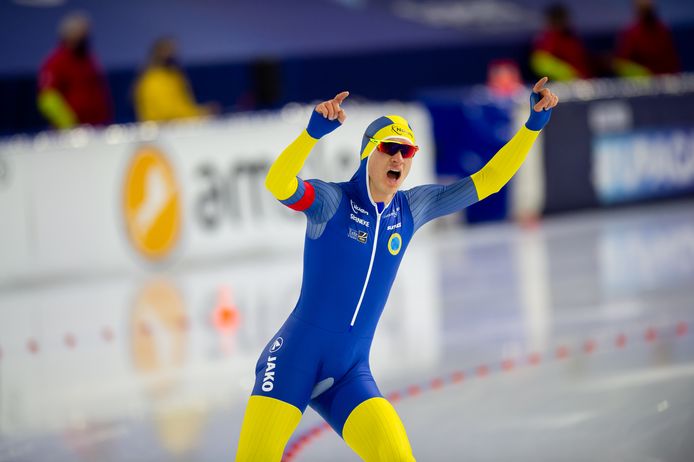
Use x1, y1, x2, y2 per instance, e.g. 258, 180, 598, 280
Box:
370, 139, 419, 158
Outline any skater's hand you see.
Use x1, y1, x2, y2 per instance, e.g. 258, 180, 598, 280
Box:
526, 77, 558, 131
306, 91, 350, 139
315, 91, 349, 123
531, 77, 559, 112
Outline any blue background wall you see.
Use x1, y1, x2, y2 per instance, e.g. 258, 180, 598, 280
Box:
1, 0, 693, 134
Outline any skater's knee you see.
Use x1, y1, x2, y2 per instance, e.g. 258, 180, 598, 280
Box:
343, 397, 416, 462
235, 396, 301, 461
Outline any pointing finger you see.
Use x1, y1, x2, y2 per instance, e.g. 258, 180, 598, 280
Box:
334, 91, 350, 104
533, 76, 549, 94
337, 109, 347, 124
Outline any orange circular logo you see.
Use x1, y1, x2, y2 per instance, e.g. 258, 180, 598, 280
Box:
130, 279, 188, 399
123, 146, 181, 260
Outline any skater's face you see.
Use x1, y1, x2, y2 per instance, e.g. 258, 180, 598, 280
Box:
367, 137, 413, 201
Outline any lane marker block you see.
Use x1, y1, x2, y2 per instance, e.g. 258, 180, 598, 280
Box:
27, 339, 39, 355
583, 340, 596, 354
528, 352, 542, 365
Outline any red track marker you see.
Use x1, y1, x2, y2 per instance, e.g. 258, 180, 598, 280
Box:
616, 334, 627, 348
388, 391, 402, 402
645, 327, 657, 342
676, 322, 688, 336
27, 339, 39, 354
430, 377, 445, 389
556, 346, 569, 359
583, 340, 596, 354
64, 333, 76, 348
528, 352, 542, 365
477, 365, 489, 377
102, 327, 114, 342
501, 359, 515, 371
140, 323, 151, 337
407, 385, 422, 396
451, 371, 465, 383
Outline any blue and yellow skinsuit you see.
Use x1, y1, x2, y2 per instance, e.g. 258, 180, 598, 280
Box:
235, 94, 552, 461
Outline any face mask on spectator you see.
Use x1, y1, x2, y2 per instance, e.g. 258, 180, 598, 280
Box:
73, 36, 90, 57
163, 56, 180, 69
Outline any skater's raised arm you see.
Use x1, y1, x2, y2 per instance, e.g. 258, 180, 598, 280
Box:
264, 91, 348, 221
470, 77, 557, 199
405, 77, 558, 231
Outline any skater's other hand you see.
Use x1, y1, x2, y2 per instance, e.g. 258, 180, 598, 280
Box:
531, 77, 559, 112
315, 91, 349, 123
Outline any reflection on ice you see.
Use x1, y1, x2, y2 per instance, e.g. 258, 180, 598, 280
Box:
0, 201, 693, 461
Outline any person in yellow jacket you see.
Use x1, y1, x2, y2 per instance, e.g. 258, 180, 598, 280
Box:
134, 37, 218, 122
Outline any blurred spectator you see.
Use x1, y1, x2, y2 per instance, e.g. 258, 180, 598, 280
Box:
530, 4, 592, 81
614, 0, 680, 77
37, 12, 113, 129
487, 60, 523, 97
134, 37, 218, 122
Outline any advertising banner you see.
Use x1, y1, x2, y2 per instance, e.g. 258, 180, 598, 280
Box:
541, 76, 694, 214
0, 104, 435, 284
593, 128, 694, 204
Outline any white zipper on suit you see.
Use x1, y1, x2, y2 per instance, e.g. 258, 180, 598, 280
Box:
350, 153, 391, 328
350, 209, 381, 327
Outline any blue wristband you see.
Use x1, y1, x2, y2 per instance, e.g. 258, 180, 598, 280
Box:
306, 110, 342, 139
525, 92, 553, 131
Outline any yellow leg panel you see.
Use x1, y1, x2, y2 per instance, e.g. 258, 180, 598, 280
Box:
342, 397, 416, 462
235, 395, 302, 461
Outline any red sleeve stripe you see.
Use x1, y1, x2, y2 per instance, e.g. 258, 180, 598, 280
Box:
288, 181, 315, 211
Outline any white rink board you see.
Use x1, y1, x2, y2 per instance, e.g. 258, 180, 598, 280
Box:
0, 104, 435, 284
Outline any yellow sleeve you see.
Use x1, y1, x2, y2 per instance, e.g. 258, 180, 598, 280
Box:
470, 126, 539, 201
37, 89, 77, 129
264, 130, 318, 200
530, 50, 580, 82
135, 69, 207, 121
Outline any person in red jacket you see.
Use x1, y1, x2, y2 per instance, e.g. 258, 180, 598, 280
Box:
37, 12, 113, 129
530, 4, 593, 81
614, 0, 680, 77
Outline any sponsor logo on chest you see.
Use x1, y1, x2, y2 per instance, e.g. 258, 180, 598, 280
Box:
350, 199, 369, 216
382, 207, 400, 219
349, 228, 369, 244
350, 213, 369, 227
